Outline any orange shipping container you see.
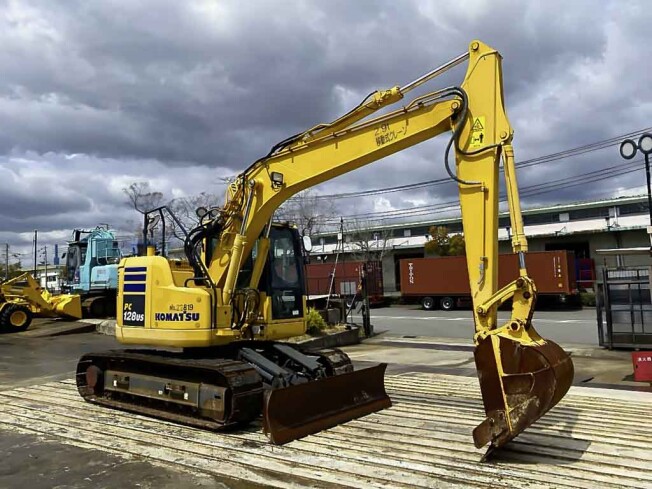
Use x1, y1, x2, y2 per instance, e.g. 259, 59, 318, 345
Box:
400, 251, 578, 310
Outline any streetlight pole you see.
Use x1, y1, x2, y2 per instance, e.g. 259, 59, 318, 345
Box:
645, 152, 652, 227
620, 134, 652, 247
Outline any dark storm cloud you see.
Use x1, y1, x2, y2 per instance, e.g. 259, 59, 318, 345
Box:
0, 0, 613, 167
1, 0, 651, 262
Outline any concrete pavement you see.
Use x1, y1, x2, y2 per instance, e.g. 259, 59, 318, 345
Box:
346, 333, 649, 391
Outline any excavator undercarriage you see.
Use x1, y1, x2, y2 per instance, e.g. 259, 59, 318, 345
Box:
77, 344, 390, 444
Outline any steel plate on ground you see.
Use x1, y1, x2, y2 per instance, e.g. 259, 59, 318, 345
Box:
0, 373, 650, 488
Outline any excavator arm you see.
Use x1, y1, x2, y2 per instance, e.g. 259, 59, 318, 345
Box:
207, 40, 573, 450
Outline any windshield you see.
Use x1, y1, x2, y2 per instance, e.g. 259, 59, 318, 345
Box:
271, 232, 301, 289
95, 239, 122, 265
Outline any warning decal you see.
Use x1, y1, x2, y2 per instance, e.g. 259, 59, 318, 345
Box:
469, 116, 486, 148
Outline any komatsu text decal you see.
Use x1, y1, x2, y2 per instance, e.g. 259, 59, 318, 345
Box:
155, 312, 200, 322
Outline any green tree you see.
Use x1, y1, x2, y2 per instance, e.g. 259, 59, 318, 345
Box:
424, 226, 465, 256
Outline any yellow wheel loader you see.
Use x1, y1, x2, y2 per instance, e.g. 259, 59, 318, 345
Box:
76, 40, 574, 453
0, 273, 82, 332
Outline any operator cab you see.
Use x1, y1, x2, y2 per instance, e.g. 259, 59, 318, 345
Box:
236, 224, 307, 320
64, 229, 121, 293
265, 226, 306, 320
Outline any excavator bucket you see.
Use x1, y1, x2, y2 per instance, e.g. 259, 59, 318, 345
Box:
263, 363, 391, 444
50, 294, 83, 319
472, 333, 574, 451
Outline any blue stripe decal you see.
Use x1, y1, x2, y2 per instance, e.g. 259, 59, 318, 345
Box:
125, 267, 147, 273
123, 283, 146, 293
124, 274, 147, 282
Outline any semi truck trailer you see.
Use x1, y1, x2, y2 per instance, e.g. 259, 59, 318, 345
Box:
400, 250, 579, 310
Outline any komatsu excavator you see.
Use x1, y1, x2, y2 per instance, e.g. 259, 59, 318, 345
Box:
77, 40, 574, 453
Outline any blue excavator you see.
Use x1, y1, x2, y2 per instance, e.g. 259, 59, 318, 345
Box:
63, 226, 121, 317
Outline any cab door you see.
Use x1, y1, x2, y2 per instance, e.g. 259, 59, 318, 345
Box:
266, 227, 306, 320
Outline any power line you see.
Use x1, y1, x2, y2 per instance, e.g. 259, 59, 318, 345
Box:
297, 125, 652, 202
319, 158, 641, 222
316, 157, 647, 225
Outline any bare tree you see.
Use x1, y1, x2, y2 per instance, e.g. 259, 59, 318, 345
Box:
277, 189, 337, 236
344, 219, 392, 262
122, 181, 167, 252
167, 192, 221, 240
123, 182, 165, 215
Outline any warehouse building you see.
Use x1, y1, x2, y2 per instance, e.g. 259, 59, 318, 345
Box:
311, 195, 652, 293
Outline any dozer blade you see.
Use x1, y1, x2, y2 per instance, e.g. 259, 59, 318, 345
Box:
473, 334, 574, 450
263, 363, 391, 445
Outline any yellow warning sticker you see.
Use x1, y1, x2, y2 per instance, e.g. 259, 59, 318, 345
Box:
469, 116, 486, 148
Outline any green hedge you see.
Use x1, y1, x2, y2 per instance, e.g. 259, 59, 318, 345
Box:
306, 308, 327, 335
580, 292, 596, 307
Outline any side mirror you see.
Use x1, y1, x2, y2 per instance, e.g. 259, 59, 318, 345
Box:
302, 235, 313, 253
147, 214, 161, 230
195, 206, 208, 219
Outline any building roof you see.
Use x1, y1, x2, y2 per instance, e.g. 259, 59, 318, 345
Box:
311, 204, 651, 255
314, 194, 650, 236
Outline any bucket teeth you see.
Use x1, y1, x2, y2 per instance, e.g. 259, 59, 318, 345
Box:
263, 363, 391, 444
473, 335, 574, 450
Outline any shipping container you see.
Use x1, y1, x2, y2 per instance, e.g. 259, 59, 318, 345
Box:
306, 261, 384, 304
400, 250, 579, 310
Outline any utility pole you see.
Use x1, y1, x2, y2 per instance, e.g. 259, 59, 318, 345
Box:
43, 246, 48, 291
33, 230, 38, 278
4, 243, 8, 281
326, 217, 344, 310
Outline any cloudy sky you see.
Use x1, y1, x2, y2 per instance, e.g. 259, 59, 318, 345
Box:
1, 0, 651, 265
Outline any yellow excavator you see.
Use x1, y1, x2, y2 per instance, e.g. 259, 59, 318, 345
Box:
76, 40, 574, 453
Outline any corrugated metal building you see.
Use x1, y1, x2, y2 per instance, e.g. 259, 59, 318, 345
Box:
311, 195, 651, 293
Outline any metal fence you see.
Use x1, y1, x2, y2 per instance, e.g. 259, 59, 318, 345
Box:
597, 266, 652, 349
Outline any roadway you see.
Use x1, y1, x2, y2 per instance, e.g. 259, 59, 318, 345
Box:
351, 305, 599, 346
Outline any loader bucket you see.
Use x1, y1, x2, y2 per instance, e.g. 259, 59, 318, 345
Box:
472, 334, 574, 450
263, 363, 391, 444
51, 294, 83, 319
